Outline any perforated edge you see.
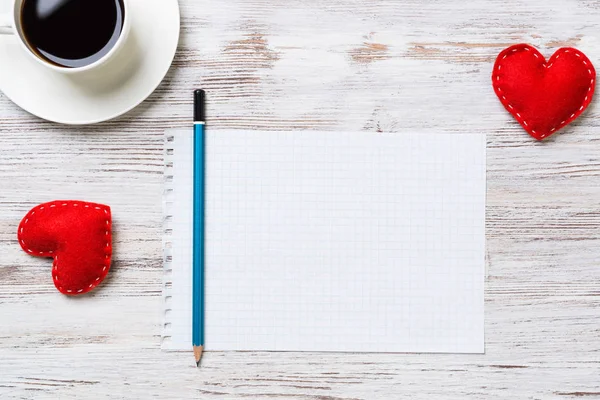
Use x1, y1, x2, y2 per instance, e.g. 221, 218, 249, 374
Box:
162, 134, 176, 350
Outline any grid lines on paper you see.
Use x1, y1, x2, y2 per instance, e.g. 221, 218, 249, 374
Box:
198, 130, 485, 353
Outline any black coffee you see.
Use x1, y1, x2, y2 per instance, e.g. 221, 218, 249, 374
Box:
21, 0, 125, 68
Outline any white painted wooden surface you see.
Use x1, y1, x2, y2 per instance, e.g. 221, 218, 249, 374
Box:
1, 0, 600, 398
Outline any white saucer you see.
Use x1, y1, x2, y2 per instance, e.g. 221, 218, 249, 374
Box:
0, 0, 180, 125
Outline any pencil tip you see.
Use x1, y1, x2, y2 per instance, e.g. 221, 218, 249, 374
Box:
193, 345, 204, 367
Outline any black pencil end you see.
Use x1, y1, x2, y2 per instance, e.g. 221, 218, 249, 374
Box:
194, 90, 206, 122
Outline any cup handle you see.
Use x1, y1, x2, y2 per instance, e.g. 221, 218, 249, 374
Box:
0, 13, 13, 35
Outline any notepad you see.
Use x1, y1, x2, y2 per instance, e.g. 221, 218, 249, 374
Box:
163, 130, 486, 353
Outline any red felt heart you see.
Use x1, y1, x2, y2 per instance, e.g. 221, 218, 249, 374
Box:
18, 201, 112, 296
492, 44, 596, 140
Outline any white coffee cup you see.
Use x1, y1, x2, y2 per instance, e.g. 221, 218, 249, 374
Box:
0, 0, 131, 74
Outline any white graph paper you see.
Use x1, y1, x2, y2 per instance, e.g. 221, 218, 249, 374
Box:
163, 130, 485, 353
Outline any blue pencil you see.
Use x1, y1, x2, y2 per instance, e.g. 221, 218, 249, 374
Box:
193, 89, 206, 366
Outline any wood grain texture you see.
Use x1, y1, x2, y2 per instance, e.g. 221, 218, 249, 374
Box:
1, 0, 600, 398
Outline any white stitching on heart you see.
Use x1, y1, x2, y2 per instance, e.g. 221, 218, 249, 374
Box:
493, 45, 595, 139
19, 201, 111, 295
